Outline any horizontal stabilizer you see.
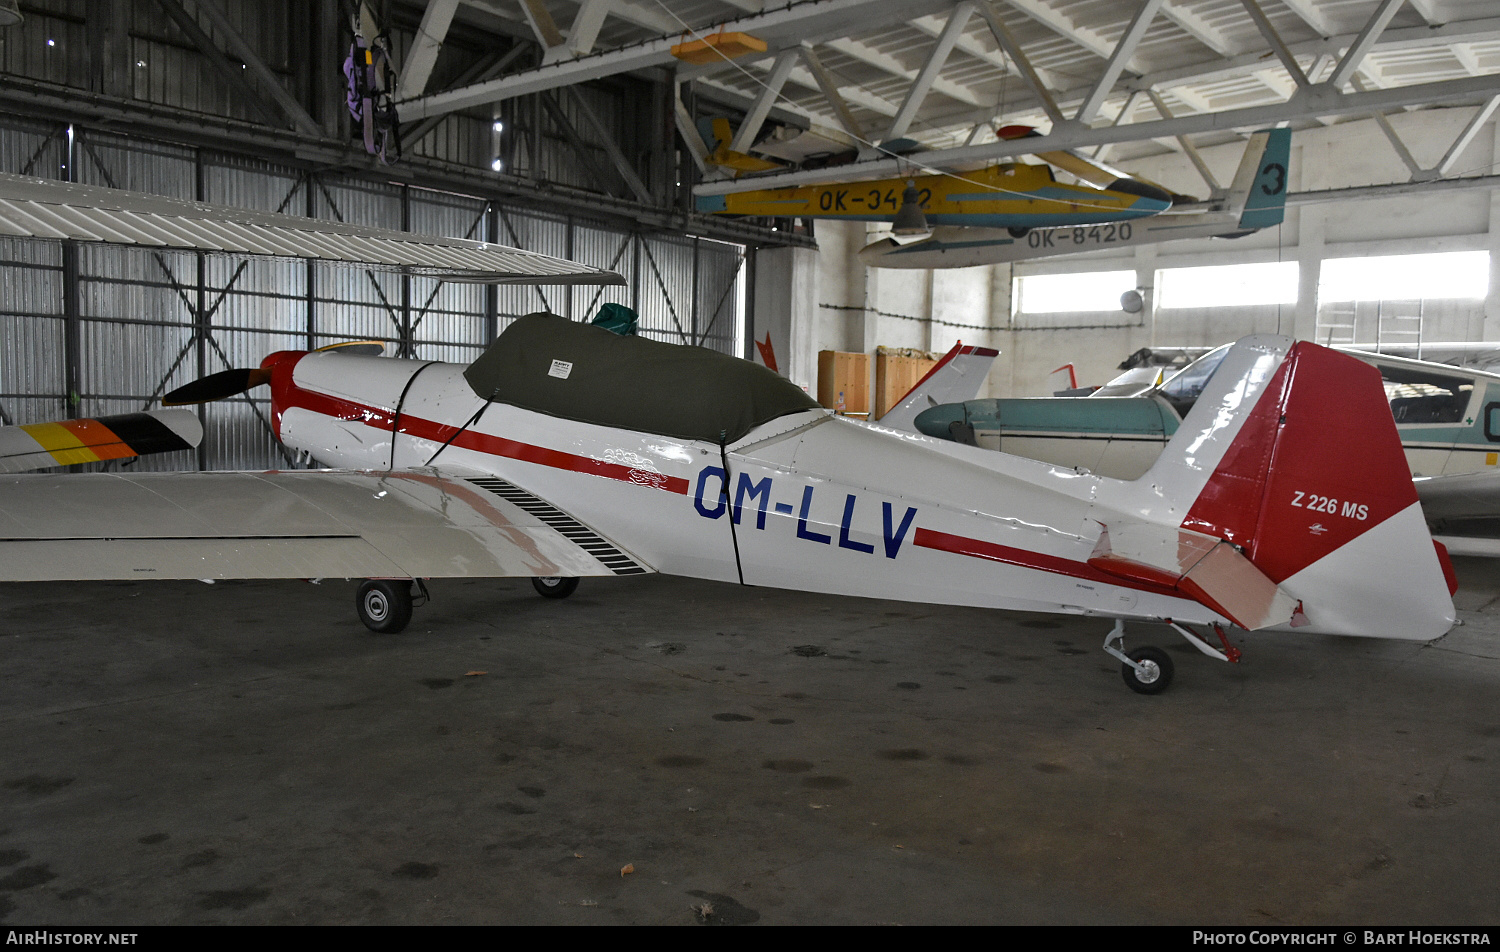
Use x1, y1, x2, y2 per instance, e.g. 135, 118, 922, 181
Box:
1088, 523, 1296, 630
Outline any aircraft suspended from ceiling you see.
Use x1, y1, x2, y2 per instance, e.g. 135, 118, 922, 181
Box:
695, 121, 1177, 234
858, 127, 1293, 270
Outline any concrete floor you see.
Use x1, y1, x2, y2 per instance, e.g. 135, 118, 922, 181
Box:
1, 560, 1498, 926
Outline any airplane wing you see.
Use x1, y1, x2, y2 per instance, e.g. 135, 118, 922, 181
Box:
0, 468, 652, 581
0, 409, 202, 474
0, 172, 623, 286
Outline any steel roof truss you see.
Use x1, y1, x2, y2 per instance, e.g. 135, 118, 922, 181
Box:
1327, 0, 1408, 90
1076, 0, 1167, 124
731, 48, 800, 154
397, 0, 461, 99
882, 1, 976, 143
975, 0, 1066, 126
799, 44, 867, 141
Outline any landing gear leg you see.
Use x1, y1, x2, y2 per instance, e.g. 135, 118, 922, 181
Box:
1103, 619, 1175, 695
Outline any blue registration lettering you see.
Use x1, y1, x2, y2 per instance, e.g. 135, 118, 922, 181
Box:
882, 502, 917, 558
734, 473, 773, 529
796, 485, 832, 544
694, 467, 727, 519
838, 494, 874, 553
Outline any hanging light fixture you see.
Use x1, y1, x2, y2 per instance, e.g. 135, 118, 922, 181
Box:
0, 0, 22, 27
890, 180, 929, 237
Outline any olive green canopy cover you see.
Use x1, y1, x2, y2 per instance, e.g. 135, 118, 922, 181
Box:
464, 312, 821, 444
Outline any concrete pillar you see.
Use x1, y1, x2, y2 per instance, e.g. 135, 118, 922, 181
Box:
1294, 205, 1324, 342
1486, 123, 1500, 339
752, 246, 820, 394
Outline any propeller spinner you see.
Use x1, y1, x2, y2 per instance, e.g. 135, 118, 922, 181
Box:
161, 341, 385, 406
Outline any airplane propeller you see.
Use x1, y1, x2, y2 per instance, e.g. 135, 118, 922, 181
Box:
161, 341, 385, 406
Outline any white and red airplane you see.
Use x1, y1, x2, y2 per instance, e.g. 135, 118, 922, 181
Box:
1, 316, 1457, 694
0, 175, 1458, 695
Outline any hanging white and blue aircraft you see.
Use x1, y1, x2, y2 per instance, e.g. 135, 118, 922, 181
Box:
859, 128, 1290, 270
0, 173, 1456, 695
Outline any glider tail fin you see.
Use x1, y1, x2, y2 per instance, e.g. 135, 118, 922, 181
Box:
1103, 336, 1453, 639
1226, 127, 1291, 229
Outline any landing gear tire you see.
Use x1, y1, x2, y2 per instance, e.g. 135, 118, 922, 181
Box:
1121, 646, 1174, 695
1007, 226, 1031, 238
532, 576, 579, 599
357, 579, 414, 633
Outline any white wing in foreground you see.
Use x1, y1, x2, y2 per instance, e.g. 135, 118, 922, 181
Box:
0, 469, 651, 581
0, 172, 624, 286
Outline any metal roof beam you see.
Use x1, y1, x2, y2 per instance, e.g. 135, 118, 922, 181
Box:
565, 85, 654, 203
974, 0, 1066, 126
1076, 0, 1166, 124
1145, 87, 1219, 190
1326, 0, 1407, 89
1434, 94, 1500, 176
696, 72, 1500, 194
189, 0, 321, 135
881, 1, 975, 142
566, 0, 616, 57
402, 0, 953, 121
731, 48, 800, 153
398, 0, 461, 99
799, 44, 866, 140
1239, 0, 1310, 87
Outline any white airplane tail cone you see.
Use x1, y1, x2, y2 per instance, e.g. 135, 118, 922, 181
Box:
1097, 336, 1456, 640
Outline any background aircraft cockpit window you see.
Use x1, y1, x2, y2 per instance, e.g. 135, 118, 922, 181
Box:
1156, 344, 1232, 418
1380, 367, 1474, 424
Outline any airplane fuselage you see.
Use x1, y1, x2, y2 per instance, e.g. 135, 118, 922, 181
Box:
266, 347, 1452, 642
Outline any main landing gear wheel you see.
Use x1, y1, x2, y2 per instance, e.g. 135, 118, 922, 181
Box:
357, 579, 414, 633
1121, 646, 1174, 695
532, 576, 579, 599
1007, 226, 1031, 238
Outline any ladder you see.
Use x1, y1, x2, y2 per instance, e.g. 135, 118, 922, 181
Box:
1376, 299, 1423, 357
1315, 301, 1358, 347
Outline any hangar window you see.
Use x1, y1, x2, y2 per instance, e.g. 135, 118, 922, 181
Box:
1156, 261, 1298, 309
1014, 270, 1135, 314
1321, 251, 1489, 302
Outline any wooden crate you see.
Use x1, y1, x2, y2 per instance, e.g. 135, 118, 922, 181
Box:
817, 350, 869, 417
875, 350, 939, 419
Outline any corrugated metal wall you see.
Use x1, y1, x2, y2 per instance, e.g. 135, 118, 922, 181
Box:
0, 120, 746, 472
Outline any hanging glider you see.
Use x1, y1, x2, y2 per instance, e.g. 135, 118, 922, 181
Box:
860, 128, 1290, 269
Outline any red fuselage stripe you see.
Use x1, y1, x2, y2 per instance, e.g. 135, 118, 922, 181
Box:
912, 526, 1181, 599
279, 384, 690, 495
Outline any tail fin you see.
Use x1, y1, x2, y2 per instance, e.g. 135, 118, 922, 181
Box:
878, 343, 999, 433
1099, 336, 1453, 639
1227, 128, 1290, 229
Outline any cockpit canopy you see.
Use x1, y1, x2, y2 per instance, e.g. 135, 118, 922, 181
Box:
464, 312, 821, 444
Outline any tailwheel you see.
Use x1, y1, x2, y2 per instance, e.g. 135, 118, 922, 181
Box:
356, 579, 415, 633
531, 576, 579, 599
1121, 646, 1174, 695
